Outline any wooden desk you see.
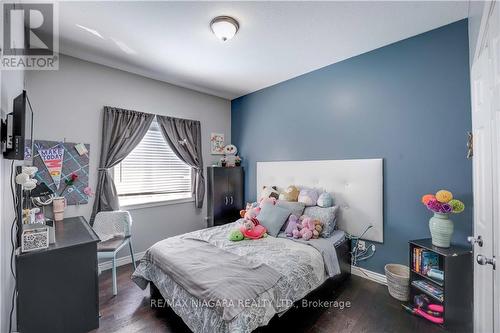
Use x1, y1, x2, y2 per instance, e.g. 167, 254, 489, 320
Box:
16, 216, 100, 333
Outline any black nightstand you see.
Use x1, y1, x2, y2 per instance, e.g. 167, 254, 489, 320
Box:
408, 239, 473, 332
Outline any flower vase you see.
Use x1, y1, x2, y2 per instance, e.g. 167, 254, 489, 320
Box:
429, 213, 454, 248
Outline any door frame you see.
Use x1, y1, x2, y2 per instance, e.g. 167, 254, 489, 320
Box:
471, 1, 500, 332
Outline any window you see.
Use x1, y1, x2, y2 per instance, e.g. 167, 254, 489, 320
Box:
114, 120, 193, 207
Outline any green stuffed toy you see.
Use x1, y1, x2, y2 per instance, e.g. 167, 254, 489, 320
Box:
228, 229, 244, 241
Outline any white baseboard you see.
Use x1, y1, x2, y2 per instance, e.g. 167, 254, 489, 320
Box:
98, 251, 146, 272
351, 265, 387, 285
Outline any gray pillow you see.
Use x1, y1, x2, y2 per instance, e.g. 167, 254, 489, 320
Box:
257, 204, 291, 237
303, 206, 338, 238
276, 200, 306, 231
276, 200, 306, 218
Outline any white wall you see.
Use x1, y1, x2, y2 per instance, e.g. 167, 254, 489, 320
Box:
25, 54, 231, 258
1, 69, 25, 333
468, 0, 487, 65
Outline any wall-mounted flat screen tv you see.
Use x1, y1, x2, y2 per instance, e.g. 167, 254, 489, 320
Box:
1, 90, 33, 160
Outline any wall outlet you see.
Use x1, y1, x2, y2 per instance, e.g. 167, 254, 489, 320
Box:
357, 240, 366, 251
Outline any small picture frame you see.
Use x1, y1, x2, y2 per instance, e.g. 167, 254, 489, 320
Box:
210, 133, 225, 155
21, 225, 49, 253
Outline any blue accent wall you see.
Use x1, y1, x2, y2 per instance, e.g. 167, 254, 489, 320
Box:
231, 20, 472, 274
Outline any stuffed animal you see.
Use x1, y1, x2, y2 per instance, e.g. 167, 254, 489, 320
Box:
284, 214, 299, 237
220, 144, 238, 167
279, 185, 300, 202
312, 220, 323, 239
248, 202, 259, 209
245, 217, 260, 228
317, 192, 334, 207
244, 207, 261, 220
242, 219, 255, 230
259, 196, 277, 208
292, 216, 315, 241
260, 186, 279, 201
228, 229, 244, 241
298, 189, 319, 206
230, 215, 267, 241
228, 218, 266, 241
239, 224, 267, 239
291, 227, 301, 239
240, 202, 260, 219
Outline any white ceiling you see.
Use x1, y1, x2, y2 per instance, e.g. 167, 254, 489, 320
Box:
55, 1, 469, 100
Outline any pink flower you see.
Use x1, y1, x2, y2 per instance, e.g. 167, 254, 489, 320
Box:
84, 186, 94, 197
426, 199, 443, 213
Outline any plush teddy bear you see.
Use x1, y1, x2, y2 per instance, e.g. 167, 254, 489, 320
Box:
279, 185, 300, 202
312, 220, 323, 239
260, 186, 279, 201
298, 188, 319, 206
292, 216, 315, 241
284, 214, 299, 237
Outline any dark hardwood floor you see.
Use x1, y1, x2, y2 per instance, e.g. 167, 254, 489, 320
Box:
92, 264, 449, 333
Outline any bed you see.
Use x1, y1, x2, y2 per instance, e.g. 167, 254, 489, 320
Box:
132, 222, 350, 333
132, 159, 382, 333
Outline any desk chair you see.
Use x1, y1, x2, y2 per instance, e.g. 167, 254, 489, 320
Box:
93, 210, 136, 296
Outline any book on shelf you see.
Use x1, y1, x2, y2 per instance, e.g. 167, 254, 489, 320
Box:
412, 247, 440, 276
422, 251, 439, 275
412, 280, 444, 302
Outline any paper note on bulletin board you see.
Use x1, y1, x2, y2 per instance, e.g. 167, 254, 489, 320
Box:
27, 140, 90, 205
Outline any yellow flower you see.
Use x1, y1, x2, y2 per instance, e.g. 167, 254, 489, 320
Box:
435, 190, 453, 203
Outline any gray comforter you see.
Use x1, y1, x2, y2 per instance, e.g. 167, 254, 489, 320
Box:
136, 237, 282, 321
132, 221, 344, 333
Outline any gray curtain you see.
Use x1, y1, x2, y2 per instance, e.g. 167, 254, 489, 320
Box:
156, 115, 205, 208
90, 107, 155, 223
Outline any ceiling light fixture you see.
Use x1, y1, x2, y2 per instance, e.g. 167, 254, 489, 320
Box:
210, 16, 239, 42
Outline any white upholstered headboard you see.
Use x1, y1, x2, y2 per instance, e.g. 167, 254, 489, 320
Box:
256, 159, 383, 242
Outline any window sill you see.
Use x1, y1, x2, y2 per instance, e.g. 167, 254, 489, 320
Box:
119, 194, 194, 210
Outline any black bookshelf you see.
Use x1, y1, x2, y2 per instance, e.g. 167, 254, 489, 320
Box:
408, 239, 473, 332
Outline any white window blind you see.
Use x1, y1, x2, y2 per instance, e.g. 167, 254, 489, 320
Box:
114, 120, 192, 206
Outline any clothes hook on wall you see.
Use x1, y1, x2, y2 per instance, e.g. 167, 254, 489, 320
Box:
466, 131, 473, 160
